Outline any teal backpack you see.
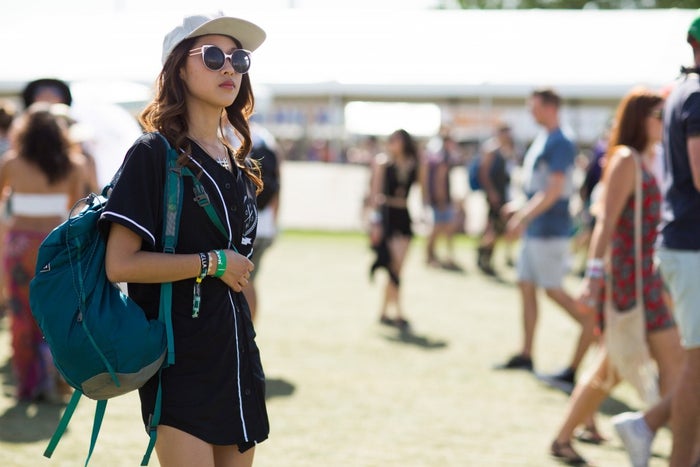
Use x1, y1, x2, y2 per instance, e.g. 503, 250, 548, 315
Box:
28, 133, 190, 466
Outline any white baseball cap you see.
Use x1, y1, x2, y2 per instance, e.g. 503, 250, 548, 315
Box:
161, 13, 266, 65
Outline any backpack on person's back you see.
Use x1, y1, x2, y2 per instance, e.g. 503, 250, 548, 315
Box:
28, 133, 183, 466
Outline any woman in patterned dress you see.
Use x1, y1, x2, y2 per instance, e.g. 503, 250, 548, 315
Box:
550, 88, 684, 466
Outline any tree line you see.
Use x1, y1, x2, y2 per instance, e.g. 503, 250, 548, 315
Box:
455, 0, 700, 8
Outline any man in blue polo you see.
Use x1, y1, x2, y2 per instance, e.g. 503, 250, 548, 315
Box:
657, 13, 700, 467
497, 88, 595, 387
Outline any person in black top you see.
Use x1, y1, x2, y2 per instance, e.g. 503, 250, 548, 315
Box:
477, 124, 513, 276
242, 125, 281, 321
101, 14, 269, 467
369, 129, 418, 330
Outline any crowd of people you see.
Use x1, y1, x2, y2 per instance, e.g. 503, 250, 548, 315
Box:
1, 9, 700, 467
366, 14, 700, 466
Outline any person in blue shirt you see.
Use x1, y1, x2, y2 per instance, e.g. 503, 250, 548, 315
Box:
496, 89, 595, 388
656, 13, 700, 467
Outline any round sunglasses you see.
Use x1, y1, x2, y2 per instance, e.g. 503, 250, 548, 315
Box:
188, 45, 251, 74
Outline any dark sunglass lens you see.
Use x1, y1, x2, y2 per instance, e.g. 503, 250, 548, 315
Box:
231, 50, 251, 74
202, 47, 225, 70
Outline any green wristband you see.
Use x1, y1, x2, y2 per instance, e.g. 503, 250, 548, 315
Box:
214, 250, 227, 278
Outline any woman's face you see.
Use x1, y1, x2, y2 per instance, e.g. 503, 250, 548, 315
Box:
646, 103, 664, 145
387, 135, 403, 157
180, 34, 244, 110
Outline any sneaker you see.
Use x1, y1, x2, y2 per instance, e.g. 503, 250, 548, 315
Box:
541, 367, 576, 386
612, 412, 654, 467
494, 354, 533, 371
537, 367, 576, 394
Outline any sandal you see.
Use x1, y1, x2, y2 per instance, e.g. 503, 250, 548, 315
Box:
575, 426, 607, 445
551, 440, 587, 466
394, 318, 411, 331
379, 316, 395, 327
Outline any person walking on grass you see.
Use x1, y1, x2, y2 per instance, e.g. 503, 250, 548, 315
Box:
549, 88, 683, 467
497, 88, 595, 388
476, 123, 514, 276
102, 14, 269, 467
424, 133, 460, 270
242, 124, 281, 322
656, 13, 700, 467
369, 129, 419, 331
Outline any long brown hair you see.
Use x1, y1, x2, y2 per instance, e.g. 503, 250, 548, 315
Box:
140, 37, 262, 192
15, 104, 72, 184
603, 87, 663, 180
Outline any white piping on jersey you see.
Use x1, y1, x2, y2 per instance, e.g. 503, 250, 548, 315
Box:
188, 156, 249, 441
101, 211, 156, 246
228, 289, 249, 442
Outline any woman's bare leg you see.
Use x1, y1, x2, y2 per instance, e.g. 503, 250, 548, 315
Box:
213, 445, 255, 467
156, 425, 215, 467
554, 351, 618, 444
648, 327, 684, 397
388, 236, 411, 319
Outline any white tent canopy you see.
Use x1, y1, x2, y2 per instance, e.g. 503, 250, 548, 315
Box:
1, 8, 697, 98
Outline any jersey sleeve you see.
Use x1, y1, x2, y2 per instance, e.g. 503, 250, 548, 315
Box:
683, 91, 700, 137
100, 133, 166, 248
546, 135, 576, 174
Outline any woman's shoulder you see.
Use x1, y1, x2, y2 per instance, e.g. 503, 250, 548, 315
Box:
123, 132, 170, 167
610, 146, 637, 169
373, 152, 390, 167
0, 150, 19, 167
131, 132, 169, 153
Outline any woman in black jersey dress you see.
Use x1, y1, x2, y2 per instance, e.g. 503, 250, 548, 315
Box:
369, 129, 419, 330
102, 14, 269, 467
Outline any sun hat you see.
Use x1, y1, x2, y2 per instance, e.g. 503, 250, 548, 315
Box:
162, 13, 266, 65
688, 10, 700, 43
21, 78, 72, 109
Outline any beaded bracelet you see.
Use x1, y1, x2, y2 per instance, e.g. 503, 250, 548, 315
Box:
207, 251, 217, 276
214, 250, 227, 278
585, 258, 605, 279
198, 252, 209, 279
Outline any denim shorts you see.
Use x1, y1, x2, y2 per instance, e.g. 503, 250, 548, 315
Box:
432, 206, 455, 225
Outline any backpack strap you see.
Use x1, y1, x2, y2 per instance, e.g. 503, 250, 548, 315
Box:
140, 133, 183, 466
85, 400, 108, 467
156, 132, 181, 366
44, 390, 82, 459
141, 371, 163, 466
182, 166, 231, 245
44, 392, 107, 467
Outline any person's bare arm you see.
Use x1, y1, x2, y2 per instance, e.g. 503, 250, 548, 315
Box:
516, 171, 566, 224
479, 151, 499, 206
105, 223, 253, 292
369, 159, 386, 211
433, 163, 449, 207
0, 153, 11, 196
687, 135, 700, 192
579, 149, 636, 309
505, 168, 567, 240
587, 151, 635, 260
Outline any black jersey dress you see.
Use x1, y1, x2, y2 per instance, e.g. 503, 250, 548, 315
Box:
100, 133, 269, 452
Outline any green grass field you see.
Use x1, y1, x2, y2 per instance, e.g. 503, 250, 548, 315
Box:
0, 232, 671, 466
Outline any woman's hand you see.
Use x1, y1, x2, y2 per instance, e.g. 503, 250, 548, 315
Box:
578, 277, 603, 314
220, 250, 254, 292
370, 223, 383, 247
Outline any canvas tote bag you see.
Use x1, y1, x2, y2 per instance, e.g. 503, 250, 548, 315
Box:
604, 152, 659, 405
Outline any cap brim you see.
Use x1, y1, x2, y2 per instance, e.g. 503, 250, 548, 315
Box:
186, 17, 266, 52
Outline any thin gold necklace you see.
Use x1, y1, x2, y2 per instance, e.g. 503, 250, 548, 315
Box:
189, 135, 231, 171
